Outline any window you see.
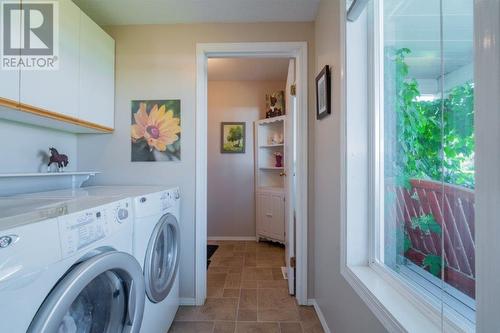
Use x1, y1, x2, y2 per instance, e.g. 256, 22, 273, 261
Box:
374, 0, 475, 326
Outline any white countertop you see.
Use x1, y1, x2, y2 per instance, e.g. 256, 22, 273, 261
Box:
0, 196, 123, 232
0, 185, 175, 232
16, 185, 172, 199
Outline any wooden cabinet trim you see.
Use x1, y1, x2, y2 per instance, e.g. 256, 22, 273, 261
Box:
0, 97, 113, 133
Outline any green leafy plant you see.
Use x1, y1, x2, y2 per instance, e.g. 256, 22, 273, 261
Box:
410, 214, 442, 235
388, 48, 475, 189
404, 232, 412, 253
423, 254, 443, 277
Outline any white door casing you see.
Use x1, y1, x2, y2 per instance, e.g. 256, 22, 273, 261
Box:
195, 42, 308, 306
285, 58, 296, 295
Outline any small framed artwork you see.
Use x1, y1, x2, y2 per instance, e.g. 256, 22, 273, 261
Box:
315, 65, 331, 120
265, 90, 285, 118
221, 122, 246, 154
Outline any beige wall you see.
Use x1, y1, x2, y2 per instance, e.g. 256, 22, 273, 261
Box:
0, 120, 78, 174
207, 80, 285, 238
77, 22, 315, 300
312, 0, 385, 332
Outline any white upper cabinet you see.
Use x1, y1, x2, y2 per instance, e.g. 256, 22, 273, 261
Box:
20, 0, 80, 119
0, 0, 115, 133
79, 10, 115, 129
0, 0, 21, 104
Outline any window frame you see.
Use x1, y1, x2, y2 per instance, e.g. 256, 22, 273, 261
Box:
341, 0, 475, 332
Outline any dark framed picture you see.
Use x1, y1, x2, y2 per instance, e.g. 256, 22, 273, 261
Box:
315, 65, 331, 120
221, 122, 246, 153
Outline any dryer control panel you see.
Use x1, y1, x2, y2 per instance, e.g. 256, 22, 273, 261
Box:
160, 188, 180, 213
58, 199, 132, 258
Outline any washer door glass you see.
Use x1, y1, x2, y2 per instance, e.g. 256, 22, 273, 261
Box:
144, 213, 180, 303
59, 271, 125, 333
28, 252, 145, 333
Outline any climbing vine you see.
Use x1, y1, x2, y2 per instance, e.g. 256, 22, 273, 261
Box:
391, 48, 475, 190
389, 48, 474, 278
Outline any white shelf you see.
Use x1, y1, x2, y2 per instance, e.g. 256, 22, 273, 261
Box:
257, 115, 286, 125
0, 171, 100, 178
259, 144, 284, 148
0, 171, 100, 196
259, 167, 285, 170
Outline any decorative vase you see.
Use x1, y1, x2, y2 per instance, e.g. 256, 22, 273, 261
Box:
275, 154, 283, 168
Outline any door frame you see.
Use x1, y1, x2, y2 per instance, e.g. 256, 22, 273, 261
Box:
195, 42, 309, 305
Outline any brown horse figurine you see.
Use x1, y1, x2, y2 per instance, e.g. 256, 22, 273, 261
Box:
48, 148, 69, 171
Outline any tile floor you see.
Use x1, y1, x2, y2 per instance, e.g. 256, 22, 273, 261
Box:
169, 240, 324, 333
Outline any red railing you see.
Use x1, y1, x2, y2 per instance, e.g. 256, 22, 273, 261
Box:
396, 179, 475, 298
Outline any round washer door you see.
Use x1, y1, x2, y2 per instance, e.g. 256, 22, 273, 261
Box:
28, 252, 145, 333
144, 213, 180, 303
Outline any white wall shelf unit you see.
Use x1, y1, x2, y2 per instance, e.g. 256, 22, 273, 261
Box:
255, 115, 288, 243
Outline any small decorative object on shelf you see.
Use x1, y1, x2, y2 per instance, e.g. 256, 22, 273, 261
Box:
271, 133, 284, 145
274, 152, 283, 168
265, 91, 285, 118
48, 147, 69, 172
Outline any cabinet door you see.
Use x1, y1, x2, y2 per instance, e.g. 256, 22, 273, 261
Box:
256, 192, 269, 236
20, 0, 80, 118
267, 192, 285, 241
79, 11, 115, 128
256, 191, 285, 242
0, 0, 21, 103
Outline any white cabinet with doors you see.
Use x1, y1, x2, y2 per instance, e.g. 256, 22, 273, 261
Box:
20, 0, 80, 119
256, 188, 285, 242
0, 0, 21, 105
0, 0, 115, 133
79, 10, 115, 129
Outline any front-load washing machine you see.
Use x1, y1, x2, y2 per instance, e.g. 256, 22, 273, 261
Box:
16, 186, 182, 332
131, 187, 180, 333
0, 197, 145, 333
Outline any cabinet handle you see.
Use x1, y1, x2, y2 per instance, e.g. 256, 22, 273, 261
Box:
266, 213, 273, 218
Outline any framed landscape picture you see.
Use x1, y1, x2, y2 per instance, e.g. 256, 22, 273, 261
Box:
221, 122, 246, 154
131, 99, 181, 161
316, 65, 331, 120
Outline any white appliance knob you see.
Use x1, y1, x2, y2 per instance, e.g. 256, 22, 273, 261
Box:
0, 235, 18, 248
117, 208, 129, 222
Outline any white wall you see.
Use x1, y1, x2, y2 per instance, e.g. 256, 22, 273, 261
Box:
76, 22, 315, 301
312, 0, 386, 332
0, 120, 78, 174
207, 80, 285, 238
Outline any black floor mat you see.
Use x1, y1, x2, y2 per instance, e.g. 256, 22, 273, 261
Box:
207, 244, 219, 268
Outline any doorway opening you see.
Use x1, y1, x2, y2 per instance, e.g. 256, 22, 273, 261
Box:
195, 42, 308, 306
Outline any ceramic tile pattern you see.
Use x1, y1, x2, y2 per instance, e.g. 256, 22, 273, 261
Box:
169, 241, 324, 333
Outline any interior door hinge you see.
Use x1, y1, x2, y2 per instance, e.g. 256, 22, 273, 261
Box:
290, 257, 296, 268
290, 84, 296, 96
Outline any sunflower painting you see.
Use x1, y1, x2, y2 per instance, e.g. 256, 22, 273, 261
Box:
131, 100, 181, 161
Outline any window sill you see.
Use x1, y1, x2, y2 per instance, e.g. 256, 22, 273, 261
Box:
341, 265, 473, 333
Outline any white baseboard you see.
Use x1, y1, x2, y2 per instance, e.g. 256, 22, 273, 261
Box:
308, 299, 332, 333
207, 236, 257, 241
179, 297, 196, 306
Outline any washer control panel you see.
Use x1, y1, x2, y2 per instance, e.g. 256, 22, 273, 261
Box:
160, 188, 180, 213
58, 199, 131, 257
